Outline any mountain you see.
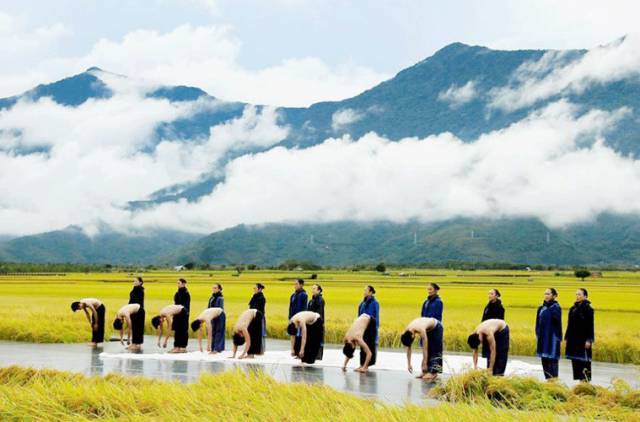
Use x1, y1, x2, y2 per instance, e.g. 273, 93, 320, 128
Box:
163, 215, 640, 267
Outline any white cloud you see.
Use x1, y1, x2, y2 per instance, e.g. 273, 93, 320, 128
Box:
438, 81, 477, 107
331, 108, 364, 131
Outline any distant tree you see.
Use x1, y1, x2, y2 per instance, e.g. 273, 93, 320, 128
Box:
247, 264, 257, 270
183, 262, 195, 270
310, 273, 318, 280
574, 269, 591, 281
375, 262, 386, 273
235, 265, 244, 274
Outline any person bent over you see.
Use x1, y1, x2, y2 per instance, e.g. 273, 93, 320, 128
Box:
230, 309, 264, 359
342, 314, 377, 373
191, 307, 225, 354
467, 318, 510, 376
151, 304, 188, 353
71, 298, 105, 346
400, 317, 443, 381
287, 311, 323, 364
113, 303, 144, 351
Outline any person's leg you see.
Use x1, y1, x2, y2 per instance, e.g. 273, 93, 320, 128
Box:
212, 313, 226, 353
95, 304, 105, 344
426, 324, 443, 378
548, 359, 559, 378
541, 358, 552, 379
493, 327, 509, 376
584, 361, 592, 382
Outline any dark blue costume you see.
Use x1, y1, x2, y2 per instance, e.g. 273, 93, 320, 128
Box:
208, 292, 226, 352
358, 296, 380, 343
289, 289, 308, 348
536, 300, 562, 378
421, 295, 443, 322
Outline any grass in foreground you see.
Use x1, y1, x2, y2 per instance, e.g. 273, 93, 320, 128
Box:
0, 366, 560, 421
430, 370, 640, 421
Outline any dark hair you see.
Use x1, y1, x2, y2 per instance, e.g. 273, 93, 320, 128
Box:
136, 276, 144, 285
342, 343, 355, 358
232, 333, 245, 346
548, 287, 558, 297
113, 318, 123, 330
467, 333, 481, 349
492, 288, 501, 298
429, 283, 440, 291
296, 279, 305, 286
400, 330, 414, 347
367, 285, 376, 294
287, 322, 297, 336
314, 284, 323, 293
256, 283, 265, 290
179, 278, 187, 285
191, 320, 202, 332
151, 316, 162, 329
578, 288, 588, 297
215, 283, 223, 291
71, 301, 81, 312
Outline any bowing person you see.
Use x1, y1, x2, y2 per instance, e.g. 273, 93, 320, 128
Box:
287, 310, 323, 364
151, 304, 188, 353
400, 317, 443, 381
467, 318, 510, 376
113, 303, 144, 351
231, 308, 265, 359
71, 298, 105, 346
191, 307, 225, 353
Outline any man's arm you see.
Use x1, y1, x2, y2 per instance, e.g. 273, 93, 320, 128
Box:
125, 315, 132, 345
298, 323, 307, 358
290, 332, 296, 356
205, 320, 213, 352
406, 342, 413, 373
82, 308, 92, 327
487, 334, 497, 373
157, 320, 163, 347
239, 328, 251, 358
230, 343, 238, 358
420, 331, 429, 373
163, 317, 172, 348
472, 348, 478, 369
342, 354, 351, 371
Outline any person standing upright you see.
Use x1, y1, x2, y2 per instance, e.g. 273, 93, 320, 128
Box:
171, 278, 191, 350
208, 283, 224, 309
307, 284, 325, 360
421, 283, 443, 322
205, 283, 226, 353
174, 278, 191, 315
536, 288, 562, 379
288, 279, 308, 355
127, 277, 145, 347
249, 283, 267, 351
565, 288, 594, 382
482, 289, 505, 321
357, 285, 379, 367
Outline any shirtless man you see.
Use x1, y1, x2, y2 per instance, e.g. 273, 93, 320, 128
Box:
230, 309, 264, 359
287, 311, 322, 361
113, 303, 142, 351
191, 307, 225, 354
342, 314, 373, 373
400, 317, 442, 381
71, 298, 105, 346
467, 318, 510, 376
151, 304, 186, 353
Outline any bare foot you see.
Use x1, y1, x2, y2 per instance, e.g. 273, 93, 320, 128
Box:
88, 342, 97, 347
209, 351, 218, 355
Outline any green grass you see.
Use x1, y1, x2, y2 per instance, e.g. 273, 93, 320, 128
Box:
0, 269, 639, 363
0, 366, 566, 421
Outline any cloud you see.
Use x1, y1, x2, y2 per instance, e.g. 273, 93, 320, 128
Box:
438, 81, 477, 107
490, 34, 640, 111
331, 108, 364, 131
124, 100, 640, 233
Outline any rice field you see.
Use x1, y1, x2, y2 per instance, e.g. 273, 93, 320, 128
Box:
0, 269, 638, 364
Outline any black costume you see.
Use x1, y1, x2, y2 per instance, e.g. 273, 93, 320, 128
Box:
171, 307, 189, 348
246, 311, 265, 355
482, 325, 510, 376
92, 304, 106, 344
481, 299, 505, 321
128, 286, 145, 345
565, 300, 594, 381
360, 316, 377, 367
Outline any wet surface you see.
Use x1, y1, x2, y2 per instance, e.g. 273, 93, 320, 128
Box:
0, 337, 637, 405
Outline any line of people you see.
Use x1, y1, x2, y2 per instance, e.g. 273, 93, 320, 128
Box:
71, 279, 595, 382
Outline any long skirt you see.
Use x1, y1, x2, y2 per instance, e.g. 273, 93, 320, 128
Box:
91, 304, 105, 344
483, 325, 510, 376
211, 312, 226, 352
300, 318, 324, 364
247, 311, 264, 355
571, 359, 592, 381
360, 316, 377, 367
541, 358, 559, 379
425, 322, 443, 374
131, 308, 145, 345
172, 308, 189, 348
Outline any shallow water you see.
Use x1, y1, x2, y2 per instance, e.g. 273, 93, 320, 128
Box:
0, 337, 637, 404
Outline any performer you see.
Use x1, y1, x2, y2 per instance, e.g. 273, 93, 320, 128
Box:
288, 279, 308, 357
129, 277, 145, 307
342, 314, 375, 373
536, 288, 562, 379
421, 283, 443, 322
151, 304, 188, 353
112, 303, 143, 351
307, 284, 325, 360
287, 310, 323, 364
565, 288, 594, 382
71, 298, 105, 346
231, 309, 264, 359
482, 289, 505, 321
357, 285, 379, 366
174, 278, 191, 314
400, 317, 443, 381
249, 283, 267, 351
208, 284, 224, 309
191, 307, 225, 353
467, 318, 510, 376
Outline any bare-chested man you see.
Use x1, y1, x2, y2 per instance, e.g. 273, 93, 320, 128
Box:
467, 318, 510, 376
230, 308, 264, 359
400, 317, 443, 381
342, 314, 375, 373
287, 311, 323, 364
191, 307, 225, 354
71, 298, 105, 346
113, 303, 143, 351
151, 304, 187, 353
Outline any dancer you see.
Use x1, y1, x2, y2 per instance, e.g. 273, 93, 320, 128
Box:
565, 288, 594, 382
112, 303, 144, 350
342, 313, 375, 373
151, 304, 188, 352
191, 307, 225, 353
129, 277, 144, 307
287, 310, 323, 364
467, 318, 510, 376
174, 278, 191, 314
208, 283, 224, 309
249, 283, 267, 351
231, 308, 264, 359
536, 288, 562, 379
400, 317, 443, 381
358, 285, 379, 363
307, 284, 325, 360
71, 298, 105, 346
482, 289, 505, 321
288, 279, 308, 357
421, 283, 443, 322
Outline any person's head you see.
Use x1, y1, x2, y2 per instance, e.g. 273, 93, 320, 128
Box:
364, 285, 376, 298
212, 283, 222, 294
113, 318, 123, 330
342, 342, 355, 358
151, 316, 162, 329
287, 322, 298, 336
467, 333, 481, 350
134, 277, 143, 287
254, 283, 265, 294
70, 301, 82, 312
294, 279, 304, 291
232, 332, 245, 346
178, 278, 187, 288
576, 288, 588, 302
544, 288, 558, 302
400, 330, 415, 347
427, 283, 440, 297
311, 284, 322, 296
191, 319, 202, 332
488, 288, 501, 302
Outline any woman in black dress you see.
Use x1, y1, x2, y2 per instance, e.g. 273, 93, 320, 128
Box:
481, 288, 505, 321
249, 283, 267, 351
128, 277, 145, 347
565, 288, 594, 381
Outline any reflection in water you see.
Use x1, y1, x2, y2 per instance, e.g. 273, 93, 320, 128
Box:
357, 371, 377, 395
290, 365, 325, 385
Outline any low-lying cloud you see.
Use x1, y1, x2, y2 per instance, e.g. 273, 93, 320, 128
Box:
438, 81, 477, 107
